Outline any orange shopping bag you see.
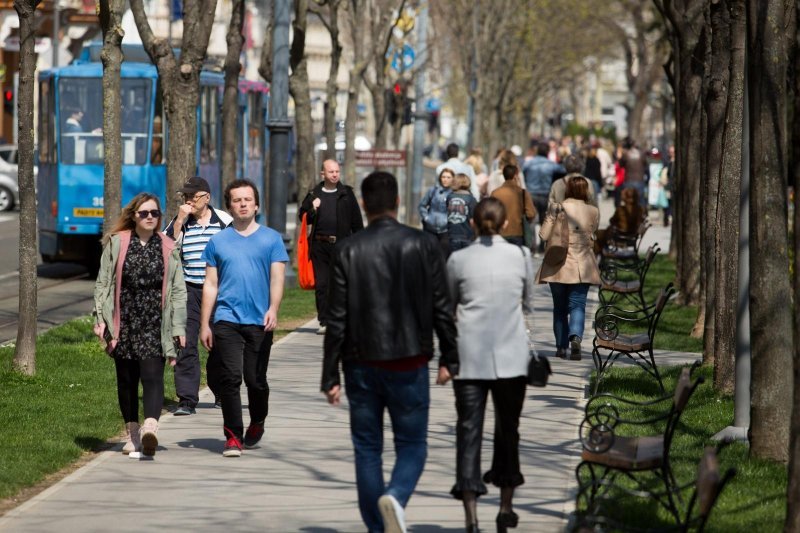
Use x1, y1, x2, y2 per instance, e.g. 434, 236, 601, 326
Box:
298, 213, 315, 290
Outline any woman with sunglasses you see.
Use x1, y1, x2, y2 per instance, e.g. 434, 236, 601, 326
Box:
93, 193, 187, 458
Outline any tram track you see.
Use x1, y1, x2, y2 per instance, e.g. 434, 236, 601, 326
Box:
0, 268, 95, 344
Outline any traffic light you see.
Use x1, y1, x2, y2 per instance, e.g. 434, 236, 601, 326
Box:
3, 88, 13, 115
402, 98, 413, 125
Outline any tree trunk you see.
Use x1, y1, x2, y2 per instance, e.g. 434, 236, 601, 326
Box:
130, 0, 218, 220
342, 0, 367, 184
698, 0, 730, 363
670, 4, 705, 308
323, 0, 342, 162
289, 0, 316, 202
711, 0, 745, 394
370, 86, 388, 149
747, 0, 795, 463
627, 92, 648, 143
99, 0, 125, 233
787, 0, 800, 526
12, 0, 39, 375
221, 0, 244, 191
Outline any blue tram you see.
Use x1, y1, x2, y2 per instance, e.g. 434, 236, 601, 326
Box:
36, 43, 268, 268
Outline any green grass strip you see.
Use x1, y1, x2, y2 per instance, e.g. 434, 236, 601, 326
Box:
0, 287, 316, 500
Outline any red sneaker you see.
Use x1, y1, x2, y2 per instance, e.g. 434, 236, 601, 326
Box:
243, 422, 265, 449
222, 427, 242, 457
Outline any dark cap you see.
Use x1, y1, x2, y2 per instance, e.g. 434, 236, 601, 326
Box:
179, 177, 211, 195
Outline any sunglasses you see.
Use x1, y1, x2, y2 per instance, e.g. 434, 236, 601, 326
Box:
183, 192, 209, 202
136, 209, 161, 219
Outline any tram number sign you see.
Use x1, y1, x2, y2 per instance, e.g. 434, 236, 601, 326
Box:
355, 150, 406, 167
74, 208, 104, 217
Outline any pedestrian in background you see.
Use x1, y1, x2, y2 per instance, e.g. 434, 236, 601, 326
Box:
464, 149, 489, 198
93, 192, 186, 458
419, 167, 455, 258
446, 197, 535, 533
298, 159, 363, 335
487, 149, 525, 196
164, 176, 232, 415
322, 171, 459, 533
548, 153, 597, 207
446, 173, 478, 252
491, 165, 536, 247
200, 179, 289, 457
537, 176, 601, 360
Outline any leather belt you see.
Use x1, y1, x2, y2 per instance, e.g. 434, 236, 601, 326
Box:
314, 234, 337, 243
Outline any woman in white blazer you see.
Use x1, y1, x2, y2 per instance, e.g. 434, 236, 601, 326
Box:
446, 197, 535, 533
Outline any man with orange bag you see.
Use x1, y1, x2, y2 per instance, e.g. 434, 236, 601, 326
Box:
298, 159, 364, 334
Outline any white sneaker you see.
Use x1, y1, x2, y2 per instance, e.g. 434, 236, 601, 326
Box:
378, 494, 407, 533
317, 325, 327, 335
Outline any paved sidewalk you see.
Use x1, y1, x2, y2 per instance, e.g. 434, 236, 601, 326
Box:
0, 218, 693, 532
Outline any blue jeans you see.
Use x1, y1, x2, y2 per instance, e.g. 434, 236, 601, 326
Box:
343, 362, 430, 533
549, 283, 591, 349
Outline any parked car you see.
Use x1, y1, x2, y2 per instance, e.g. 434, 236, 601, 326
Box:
0, 145, 20, 212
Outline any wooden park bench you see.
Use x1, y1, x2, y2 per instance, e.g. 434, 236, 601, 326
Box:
600, 219, 651, 267
574, 365, 723, 530
599, 244, 661, 313
574, 442, 735, 532
591, 282, 675, 394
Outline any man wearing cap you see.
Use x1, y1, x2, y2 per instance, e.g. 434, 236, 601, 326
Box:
164, 176, 233, 415
298, 159, 364, 335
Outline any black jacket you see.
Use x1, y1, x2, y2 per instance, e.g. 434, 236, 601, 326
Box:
298, 182, 364, 239
321, 216, 459, 391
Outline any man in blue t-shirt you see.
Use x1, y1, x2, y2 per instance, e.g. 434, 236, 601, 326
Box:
200, 179, 289, 457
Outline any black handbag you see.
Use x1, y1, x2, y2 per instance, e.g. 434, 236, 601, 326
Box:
527, 351, 552, 387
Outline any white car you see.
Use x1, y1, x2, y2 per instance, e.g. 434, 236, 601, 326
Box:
0, 145, 19, 212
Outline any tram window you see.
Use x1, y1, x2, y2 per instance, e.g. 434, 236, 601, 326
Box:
39, 81, 52, 163
59, 78, 103, 165
248, 93, 263, 159
151, 80, 165, 165
200, 86, 219, 164
120, 78, 151, 165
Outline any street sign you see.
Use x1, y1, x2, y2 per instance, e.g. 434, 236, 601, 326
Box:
388, 44, 415, 72
355, 150, 406, 167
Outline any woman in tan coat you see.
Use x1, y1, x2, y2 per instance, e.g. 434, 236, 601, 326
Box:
536, 176, 600, 360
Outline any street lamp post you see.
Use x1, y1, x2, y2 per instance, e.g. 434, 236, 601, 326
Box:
266, 0, 294, 281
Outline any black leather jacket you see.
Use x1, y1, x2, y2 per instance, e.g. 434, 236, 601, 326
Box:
298, 182, 364, 239
321, 216, 459, 391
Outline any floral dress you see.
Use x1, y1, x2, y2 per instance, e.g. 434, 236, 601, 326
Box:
113, 234, 164, 360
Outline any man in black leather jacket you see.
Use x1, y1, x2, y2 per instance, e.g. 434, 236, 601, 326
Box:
321, 171, 458, 533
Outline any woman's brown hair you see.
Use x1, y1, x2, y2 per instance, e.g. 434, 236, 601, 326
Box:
619, 187, 645, 226
473, 197, 506, 236
102, 192, 162, 245
565, 176, 590, 203
454, 173, 471, 192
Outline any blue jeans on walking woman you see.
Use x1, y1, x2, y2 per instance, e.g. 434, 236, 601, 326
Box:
343, 362, 430, 532
548, 282, 591, 349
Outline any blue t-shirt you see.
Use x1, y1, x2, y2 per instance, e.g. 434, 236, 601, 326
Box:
201, 225, 290, 326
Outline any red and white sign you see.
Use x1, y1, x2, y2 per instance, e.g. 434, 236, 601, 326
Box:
355, 150, 406, 167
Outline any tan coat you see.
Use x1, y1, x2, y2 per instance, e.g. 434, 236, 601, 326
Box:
536, 198, 601, 285
491, 180, 536, 238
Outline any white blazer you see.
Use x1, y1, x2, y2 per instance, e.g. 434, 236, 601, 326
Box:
446, 235, 535, 380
